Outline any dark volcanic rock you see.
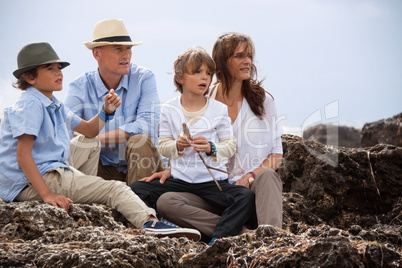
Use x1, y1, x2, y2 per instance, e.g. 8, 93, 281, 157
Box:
361, 112, 402, 147
303, 124, 361, 148
278, 134, 402, 228
0, 201, 124, 240
1, 134, 401, 267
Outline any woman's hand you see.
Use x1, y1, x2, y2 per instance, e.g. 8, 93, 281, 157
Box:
140, 167, 171, 184
103, 89, 122, 114
235, 174, 252, 188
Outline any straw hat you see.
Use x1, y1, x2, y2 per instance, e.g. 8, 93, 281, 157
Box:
84, 19, 142, 49
13, 42, 70, 78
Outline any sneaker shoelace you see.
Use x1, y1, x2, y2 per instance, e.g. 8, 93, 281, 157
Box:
160, 219, 178, 228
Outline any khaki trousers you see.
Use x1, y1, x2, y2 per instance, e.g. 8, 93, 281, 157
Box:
15, 134, 156, 228
97, 134, 166, 185
156, 168, 283, 238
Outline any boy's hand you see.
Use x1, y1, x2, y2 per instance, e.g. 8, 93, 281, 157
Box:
43, 193, 73, 213
192, 136, 211, 153
104, 89, 122, 114
176, 133, 192, 152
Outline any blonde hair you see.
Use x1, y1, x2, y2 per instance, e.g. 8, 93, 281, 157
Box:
174, 46, 216, 94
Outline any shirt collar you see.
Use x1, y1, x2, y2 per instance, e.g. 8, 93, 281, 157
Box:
27, 87, 62, 108
94, 68, 129, 97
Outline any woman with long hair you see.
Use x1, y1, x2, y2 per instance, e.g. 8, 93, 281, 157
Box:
145, 33, 283, 241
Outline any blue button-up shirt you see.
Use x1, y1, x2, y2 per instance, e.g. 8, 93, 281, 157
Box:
0, 87, 82, 202
64, 63, 160, 173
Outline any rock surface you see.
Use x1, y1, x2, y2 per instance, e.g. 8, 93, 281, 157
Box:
303, 124, 361, 148
1, 134, 401, 267
279, 135, 401, 227
361, 112, 402, 147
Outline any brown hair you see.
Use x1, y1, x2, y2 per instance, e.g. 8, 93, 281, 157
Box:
174, 46, 216, 94
212, 32, 269, 118
12, 68, 38, 90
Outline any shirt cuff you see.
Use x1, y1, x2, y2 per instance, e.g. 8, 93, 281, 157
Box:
159, 136, 181, 159
214, 136, 237, 162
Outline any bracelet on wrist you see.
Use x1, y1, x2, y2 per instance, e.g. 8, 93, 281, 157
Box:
102, 104, 115, 116
98, 109, 114, 123
247, 171, 256, 179
206, 141, 217, 156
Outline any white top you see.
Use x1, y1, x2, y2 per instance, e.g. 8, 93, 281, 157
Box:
159, 96, 235, 183
210, 85, 283, 183
159, 98, 236, 162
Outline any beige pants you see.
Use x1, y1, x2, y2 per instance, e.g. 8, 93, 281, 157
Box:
156, 168, 283, 238
97, 134, 166, 185
15, 134, 156, 228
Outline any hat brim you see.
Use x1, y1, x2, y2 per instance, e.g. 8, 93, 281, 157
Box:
84, 41, 142, 49
13, 60, 70, 79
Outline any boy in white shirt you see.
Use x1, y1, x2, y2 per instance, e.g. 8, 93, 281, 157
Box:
130, 47, 255, 243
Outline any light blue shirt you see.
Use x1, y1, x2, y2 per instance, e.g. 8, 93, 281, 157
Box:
65, 63, 160, 173
0, 87, 82, 202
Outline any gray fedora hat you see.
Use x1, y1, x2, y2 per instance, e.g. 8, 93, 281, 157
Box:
13, 42, 70, 78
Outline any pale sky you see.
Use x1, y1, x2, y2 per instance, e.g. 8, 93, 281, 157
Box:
0, 0, 401, 135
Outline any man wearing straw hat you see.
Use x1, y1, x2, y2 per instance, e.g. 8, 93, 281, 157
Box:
65, 19, 165, 185
1, 42, 201, 241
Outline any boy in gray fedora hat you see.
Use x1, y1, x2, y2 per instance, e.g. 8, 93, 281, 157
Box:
0, 42, 201, 241
65, 19, 165, 185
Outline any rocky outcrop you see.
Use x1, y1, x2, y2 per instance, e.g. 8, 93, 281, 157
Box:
279, 134, 401, 227
361, 112, 402, 147
303, 124, 361, 148
1, 134, 401, 267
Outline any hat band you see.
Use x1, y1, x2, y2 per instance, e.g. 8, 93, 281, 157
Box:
93, 36, 132, 43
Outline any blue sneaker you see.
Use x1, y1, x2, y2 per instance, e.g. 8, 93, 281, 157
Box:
143, 219, 201, 241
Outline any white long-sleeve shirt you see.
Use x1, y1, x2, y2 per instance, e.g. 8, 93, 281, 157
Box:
210, 86, 283, 183
159, 96, 236, 184
159, 98, 236, 162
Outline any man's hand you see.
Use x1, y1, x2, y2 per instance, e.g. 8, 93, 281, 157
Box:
104, 89, 122, 114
